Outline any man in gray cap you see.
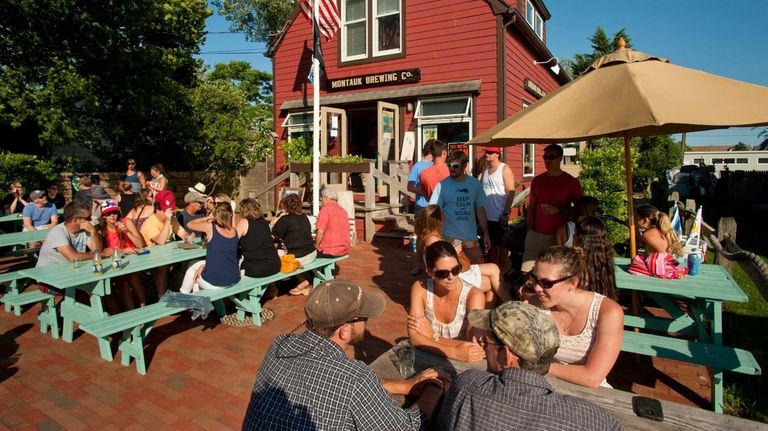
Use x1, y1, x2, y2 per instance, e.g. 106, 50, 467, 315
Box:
439, 302, 622, 431
243, 280, 449, 430
178, 190, 207, 234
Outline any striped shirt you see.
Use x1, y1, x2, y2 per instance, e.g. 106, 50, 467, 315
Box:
242, 330, 426, 430
439, 368, 622, 431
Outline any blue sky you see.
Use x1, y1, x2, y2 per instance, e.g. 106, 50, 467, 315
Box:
198, 0, 768, 147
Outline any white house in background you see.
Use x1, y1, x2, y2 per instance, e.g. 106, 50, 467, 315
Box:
684, 150, 768, 173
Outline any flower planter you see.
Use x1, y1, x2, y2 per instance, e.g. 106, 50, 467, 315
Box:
288, 161, 372, 174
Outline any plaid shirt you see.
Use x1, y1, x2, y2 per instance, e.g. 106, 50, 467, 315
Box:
242, 330, 426, 431
439, 368, 623, 431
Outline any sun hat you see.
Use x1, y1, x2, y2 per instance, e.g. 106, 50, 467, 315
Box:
90, 185, 111, 199
305, 280, 386, 329
156, 190, 176, 211
184, 191, 207, 204
29, 190, 45, 200
100, 199, 121, 216
468, 302, 559, 364
484, 147, 502, 154
188, 182, 207, 195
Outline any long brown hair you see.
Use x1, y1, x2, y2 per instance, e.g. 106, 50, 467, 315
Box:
415, 205, 444, 256
212, 202, 234, 230
574, 217, 617, 300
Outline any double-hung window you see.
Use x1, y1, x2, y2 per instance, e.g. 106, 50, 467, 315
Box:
524, 0, 543, 40
342, 0, 402, 62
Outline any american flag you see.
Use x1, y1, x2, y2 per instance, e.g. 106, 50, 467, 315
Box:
300, 0, 341, 40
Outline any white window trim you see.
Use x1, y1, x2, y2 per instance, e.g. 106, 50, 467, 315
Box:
522, 101, 535, 178
281, 111, 314, 128
414, 97, 472, 120
342, 0, 369, 62
372, 0, 402, 57
524, 0, 544, 40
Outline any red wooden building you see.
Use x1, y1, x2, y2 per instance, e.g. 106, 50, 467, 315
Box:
267, 0, 568, 193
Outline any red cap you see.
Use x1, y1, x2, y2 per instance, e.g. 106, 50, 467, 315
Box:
156, 190, 176, 211
484, 147, 502, 154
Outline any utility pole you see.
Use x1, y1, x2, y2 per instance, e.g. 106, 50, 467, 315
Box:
681, 133, 687, 164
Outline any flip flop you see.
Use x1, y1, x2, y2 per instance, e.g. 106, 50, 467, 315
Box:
289, 281, 311, 296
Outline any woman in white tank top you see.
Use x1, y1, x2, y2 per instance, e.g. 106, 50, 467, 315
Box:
407, 240, 486, 362
520, 246, 624, 389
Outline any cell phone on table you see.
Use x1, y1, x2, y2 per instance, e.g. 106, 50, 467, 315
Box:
632, 396, 663, 421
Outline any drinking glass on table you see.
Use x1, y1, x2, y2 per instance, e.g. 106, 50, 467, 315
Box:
395, 340, 416, 378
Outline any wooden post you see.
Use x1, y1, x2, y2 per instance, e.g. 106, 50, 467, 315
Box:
716, 217, 737, 271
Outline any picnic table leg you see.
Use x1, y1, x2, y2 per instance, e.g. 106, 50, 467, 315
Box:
61, 287, 77, 343
711, 300, 724, 413
88, 285, 113, 362
4, 279, 22, 315
37, 295, 59, 339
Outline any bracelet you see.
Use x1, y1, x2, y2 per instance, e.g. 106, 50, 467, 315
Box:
432, 333, 439, 342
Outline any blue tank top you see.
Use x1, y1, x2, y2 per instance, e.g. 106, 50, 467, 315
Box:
124, 171, 139, 182
201, 222, 240, 287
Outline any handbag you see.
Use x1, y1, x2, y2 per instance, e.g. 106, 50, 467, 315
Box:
280, 254, 302, 273
628, 252, 687, 279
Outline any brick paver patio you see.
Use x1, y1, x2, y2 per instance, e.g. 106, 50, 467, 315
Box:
0, 240, 711, 429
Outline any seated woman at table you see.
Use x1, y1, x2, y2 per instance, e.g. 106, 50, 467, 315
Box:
634, 204, 682, 256
236, 198, 280, 278
573, 216, 617, 301
407, 240, 486, 363
180, 202, 240, 293
415, 205, 509, 305
521, 246, 624, 388
97, 199, 146, 310
271, 193, 316, 296
124, 190, 154, 234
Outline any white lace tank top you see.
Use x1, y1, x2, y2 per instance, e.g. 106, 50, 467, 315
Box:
424, 279, 472, 340
546, 292, 605, 365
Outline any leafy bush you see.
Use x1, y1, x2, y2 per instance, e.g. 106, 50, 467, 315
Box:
280, 136, 311, 162
0, 152, 70, 191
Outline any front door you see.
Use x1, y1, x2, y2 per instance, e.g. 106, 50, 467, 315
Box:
377, 101, 400, 196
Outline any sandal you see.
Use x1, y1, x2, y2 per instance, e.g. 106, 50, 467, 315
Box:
289, 280, 311, 296
220, 307, 276, 326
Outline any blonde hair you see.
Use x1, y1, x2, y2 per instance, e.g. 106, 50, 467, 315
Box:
635, 204, 682, 255
213, 202, 234, 229
239, 198, 263, 220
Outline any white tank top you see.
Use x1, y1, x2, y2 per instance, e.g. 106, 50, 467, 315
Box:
481, 163, 507, 220
424, 279, 472, 339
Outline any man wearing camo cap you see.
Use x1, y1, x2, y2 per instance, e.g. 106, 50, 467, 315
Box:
439, 302, 622, 430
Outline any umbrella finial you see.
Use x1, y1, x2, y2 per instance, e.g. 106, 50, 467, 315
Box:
616, 37, 627, 50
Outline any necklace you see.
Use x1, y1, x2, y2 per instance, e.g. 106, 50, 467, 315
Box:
552, 299, 587, 336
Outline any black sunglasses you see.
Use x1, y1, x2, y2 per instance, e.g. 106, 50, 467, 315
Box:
543, 154, 560, 160
447, 163, 462, 169
527, 272, 572, 289
433, 264, 462, 279
479, 335, 503, 349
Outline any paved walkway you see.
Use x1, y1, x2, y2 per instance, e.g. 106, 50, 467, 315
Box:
0, 241, 711, 429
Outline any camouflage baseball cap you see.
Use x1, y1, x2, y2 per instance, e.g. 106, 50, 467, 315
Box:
468, 302, 560, 364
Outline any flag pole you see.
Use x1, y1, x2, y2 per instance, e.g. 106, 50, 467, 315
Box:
311, 0, 321, 216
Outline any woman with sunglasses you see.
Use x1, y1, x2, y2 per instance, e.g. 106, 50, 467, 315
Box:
97, 199, 146, 310
122, 159, 146, 194
407, 240, 486, 363
415, 205, 510, 305
521, 246, 623, 388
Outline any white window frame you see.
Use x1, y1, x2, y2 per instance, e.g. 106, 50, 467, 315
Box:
282, 111, 314, 140
522, 101, 535, 178
342, 0, 369, 62
372, 0, 402, 57
524, 0, 544, 40
341, 0, 403, 62
414, 97, 472, 120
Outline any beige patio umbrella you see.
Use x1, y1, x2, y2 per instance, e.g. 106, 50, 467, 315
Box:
470, 40, 768, 256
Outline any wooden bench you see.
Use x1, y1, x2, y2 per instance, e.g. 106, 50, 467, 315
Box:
621, 330, 761, 412
79, 256, 348, 374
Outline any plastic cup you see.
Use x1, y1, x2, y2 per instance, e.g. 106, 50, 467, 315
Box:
396, 343, 416, 378
72, 257, 81, 269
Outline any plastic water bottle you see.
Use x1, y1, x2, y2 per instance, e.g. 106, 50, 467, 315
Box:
92, 250, 103, 275
687, 253, 701, 276
408, 234, 417, 253
112, 246, 122, 270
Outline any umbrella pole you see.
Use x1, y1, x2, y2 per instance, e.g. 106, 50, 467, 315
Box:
624, 133, 641, 324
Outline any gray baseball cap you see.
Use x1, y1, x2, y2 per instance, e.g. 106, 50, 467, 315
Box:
469, 302, 560, 364
305, 280, 386, 329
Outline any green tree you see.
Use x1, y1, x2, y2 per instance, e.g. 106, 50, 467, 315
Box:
189, 79, 258, 192
568, 27, 633, 77
207, 61, 274, 162
0, 0, 209, 167
634, 135, 682, 194
213, 0, 297, 43
732, 142, 752, 151
579, 138, 638, 244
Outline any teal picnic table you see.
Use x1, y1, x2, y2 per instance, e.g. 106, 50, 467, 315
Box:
19, 241, 205, 360
0, 209, 63, 233
0, 228, 51, 248
614, 257, 760, 412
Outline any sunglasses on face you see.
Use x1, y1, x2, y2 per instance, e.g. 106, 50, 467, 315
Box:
447, 163, 463, 169
479, 335, 503, 349
543, 154, 560, 161
527, 272, 572, 289
433, 264, 462, 279
348, 317, 368, 324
